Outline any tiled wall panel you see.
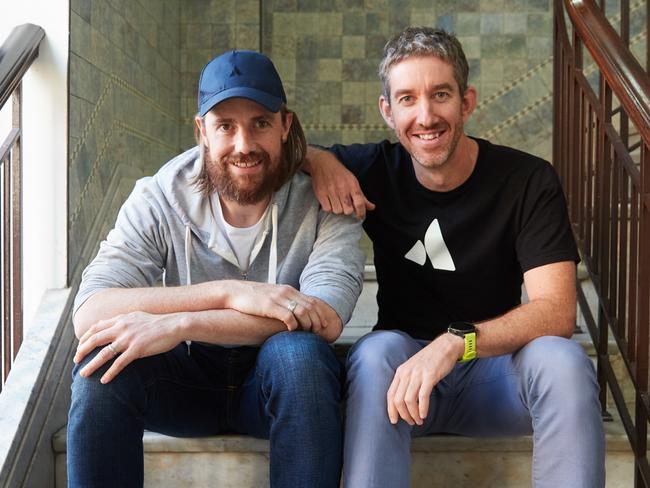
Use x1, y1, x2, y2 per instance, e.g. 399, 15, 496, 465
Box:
68, 0, 181, 279
173, 0, 579, 162
179, 0, 261, 149
260, 0, 557, 153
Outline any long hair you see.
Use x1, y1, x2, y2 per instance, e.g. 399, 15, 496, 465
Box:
193, 105, 307, 197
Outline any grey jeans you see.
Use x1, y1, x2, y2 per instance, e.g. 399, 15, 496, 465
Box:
343, 330, 605, 488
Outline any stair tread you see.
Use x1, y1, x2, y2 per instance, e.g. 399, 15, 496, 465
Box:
51, 414, 631, 454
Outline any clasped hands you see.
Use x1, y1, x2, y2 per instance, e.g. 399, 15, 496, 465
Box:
74, 281, 336, 384
224, 281, 337, 334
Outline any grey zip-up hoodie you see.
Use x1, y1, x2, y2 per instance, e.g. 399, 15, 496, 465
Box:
74, 147, 365, 328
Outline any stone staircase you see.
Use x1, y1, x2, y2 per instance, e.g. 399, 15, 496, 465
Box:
52, 267, 635, 487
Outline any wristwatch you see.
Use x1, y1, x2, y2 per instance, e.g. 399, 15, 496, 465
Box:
447, 321, 477, 363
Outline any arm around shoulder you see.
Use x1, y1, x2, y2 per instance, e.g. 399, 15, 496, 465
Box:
304, 146, 374, 219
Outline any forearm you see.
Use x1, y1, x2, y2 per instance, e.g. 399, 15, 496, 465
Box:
303, 145, 328, 174
475, 297, 575, 357
196, 301, 343, 344
303, 145, 373, 218
73, 282, 233, 338
315, 318, 342, 343
473, 260, 577, 357
179, 309, 290, 346
74, 309, 293, 383
75, 283, 344, 344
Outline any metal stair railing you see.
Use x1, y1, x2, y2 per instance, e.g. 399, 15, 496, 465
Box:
0, 23, 45, 391
553, 0, 650, 485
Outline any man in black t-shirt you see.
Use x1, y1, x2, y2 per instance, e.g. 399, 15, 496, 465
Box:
306, 27, 604, 488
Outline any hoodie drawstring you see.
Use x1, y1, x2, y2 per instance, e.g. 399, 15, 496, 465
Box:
184, 225, 192, 355
267, 203, 278, 285
180, 204, 277, 355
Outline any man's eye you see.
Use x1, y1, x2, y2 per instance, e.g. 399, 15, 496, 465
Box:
399, 95, 413, 104
255, 119, 271, 128
434, 92, 450, 100
217, 124, 232, 132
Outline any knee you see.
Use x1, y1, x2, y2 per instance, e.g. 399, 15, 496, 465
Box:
347, 330, 419, 376
258, 331, 342, 391
71, 348, 111, 399
516, 336, 598, 402
70, 348, 144, 411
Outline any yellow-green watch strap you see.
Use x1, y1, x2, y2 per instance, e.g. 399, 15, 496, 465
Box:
459, 331, 476, 363
448, 321, 477, 363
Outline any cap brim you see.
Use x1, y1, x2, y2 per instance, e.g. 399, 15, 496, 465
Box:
199, 87, 283, 116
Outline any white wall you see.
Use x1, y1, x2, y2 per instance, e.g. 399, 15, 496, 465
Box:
0, 1, 69, 332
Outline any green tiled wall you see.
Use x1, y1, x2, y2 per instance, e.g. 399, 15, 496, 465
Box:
179, 0, 261, 149
259, 0, 556, 153
175, 1, 560, 155
173, 0, 552, 158
68, 0, 182, 278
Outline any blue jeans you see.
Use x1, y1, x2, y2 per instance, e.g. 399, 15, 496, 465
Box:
344, 330, 605, 488
67, 331, 343, 488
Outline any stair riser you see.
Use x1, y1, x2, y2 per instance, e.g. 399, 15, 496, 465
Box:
55, 449, 633, 487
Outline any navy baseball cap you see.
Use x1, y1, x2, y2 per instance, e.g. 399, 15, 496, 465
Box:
198, 50, 287, 116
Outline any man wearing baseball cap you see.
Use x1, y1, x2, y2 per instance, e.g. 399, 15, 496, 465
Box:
67, 50, 364, 488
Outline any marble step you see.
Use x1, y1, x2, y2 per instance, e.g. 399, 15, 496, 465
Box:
52, 415, 633, 487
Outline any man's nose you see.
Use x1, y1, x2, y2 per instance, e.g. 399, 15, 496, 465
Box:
415, 98, 438, 127
233, 128, 254, 154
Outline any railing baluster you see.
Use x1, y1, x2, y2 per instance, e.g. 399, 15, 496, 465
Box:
610, 148, 620, 330
636, 142, 650, 487
628, 186, 639, 361
1, 139, 11, 385
11, 85, 22, 364
617, 159, 629, 344
586, 106, 593, 255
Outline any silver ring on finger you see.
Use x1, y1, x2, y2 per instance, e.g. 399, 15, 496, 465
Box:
107, 343, 118, 357
287, 300, 298, 314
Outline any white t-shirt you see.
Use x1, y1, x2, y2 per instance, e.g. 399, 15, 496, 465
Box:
211, 194, 268, 271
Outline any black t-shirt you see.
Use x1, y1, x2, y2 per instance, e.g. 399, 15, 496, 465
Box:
330, 138, 579, 340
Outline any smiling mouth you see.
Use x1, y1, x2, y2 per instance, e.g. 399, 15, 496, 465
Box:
416, 131, 443, 141
231, 160, 261, 168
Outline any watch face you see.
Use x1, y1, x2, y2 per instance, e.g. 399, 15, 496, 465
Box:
449, 321, 475, 333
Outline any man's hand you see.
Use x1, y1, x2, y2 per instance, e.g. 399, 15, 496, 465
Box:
225, 281, 335, 334
305, 146, 375, 219
386, 333, 464, 425
74, 311, 186, 384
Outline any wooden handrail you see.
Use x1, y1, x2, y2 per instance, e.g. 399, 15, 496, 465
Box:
0, 24, 45, 110
564, 0, 650, 146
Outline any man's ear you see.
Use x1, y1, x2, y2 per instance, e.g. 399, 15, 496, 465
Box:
281, 111, 293, 143
194, 115, 208, 145
379, 95, 395, 130
461, 86, 477, 123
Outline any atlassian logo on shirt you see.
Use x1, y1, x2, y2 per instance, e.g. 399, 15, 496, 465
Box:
404, 219, 456, 271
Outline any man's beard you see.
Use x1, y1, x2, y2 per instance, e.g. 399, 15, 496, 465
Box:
205, 150, 286, 205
